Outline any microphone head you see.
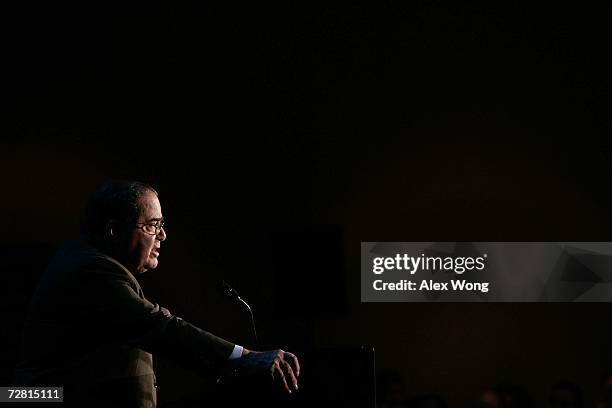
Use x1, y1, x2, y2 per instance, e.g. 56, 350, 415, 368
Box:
220, 280, 240, 299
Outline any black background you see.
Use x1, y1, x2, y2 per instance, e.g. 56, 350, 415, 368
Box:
3, 2, 612, 406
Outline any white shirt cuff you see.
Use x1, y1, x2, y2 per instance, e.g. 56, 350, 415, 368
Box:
229, 345, 243, 360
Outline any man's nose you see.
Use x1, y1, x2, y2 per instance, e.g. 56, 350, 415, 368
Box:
157, 226, 167, 241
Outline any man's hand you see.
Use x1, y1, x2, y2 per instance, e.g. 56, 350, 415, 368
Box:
239, 348, 301, 394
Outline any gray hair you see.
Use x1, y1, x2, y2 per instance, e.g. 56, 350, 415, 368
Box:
80, 180, 158, 237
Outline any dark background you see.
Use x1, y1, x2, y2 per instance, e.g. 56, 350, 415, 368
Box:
2, 2, 612, 406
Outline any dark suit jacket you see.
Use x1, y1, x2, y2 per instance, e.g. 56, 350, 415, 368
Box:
15, 239, 235, 408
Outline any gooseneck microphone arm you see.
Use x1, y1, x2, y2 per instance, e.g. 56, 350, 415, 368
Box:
221, 281, 258, 348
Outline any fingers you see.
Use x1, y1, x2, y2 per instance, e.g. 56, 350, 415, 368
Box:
282, 359, 298, 392
271, 356, 292, 394
269, 351, 300, 394
285, 352, 300, 378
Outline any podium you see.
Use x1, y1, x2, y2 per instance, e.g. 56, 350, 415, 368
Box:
164, 347, 376, 408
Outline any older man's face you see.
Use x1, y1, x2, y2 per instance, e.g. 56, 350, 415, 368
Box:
124, 191, 166, 274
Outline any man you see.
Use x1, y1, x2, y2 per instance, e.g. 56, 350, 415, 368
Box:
15, 181, 300, 407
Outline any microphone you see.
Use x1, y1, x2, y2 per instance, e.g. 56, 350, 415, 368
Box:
220, 280, 258, 348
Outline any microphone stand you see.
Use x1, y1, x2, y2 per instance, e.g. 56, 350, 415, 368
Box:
221, 281, 258, 348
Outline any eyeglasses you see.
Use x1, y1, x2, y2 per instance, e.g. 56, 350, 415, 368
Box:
135, 220, 166, 236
